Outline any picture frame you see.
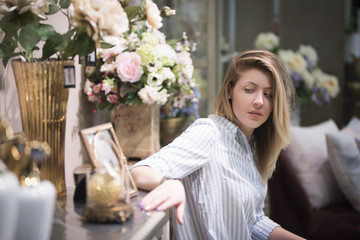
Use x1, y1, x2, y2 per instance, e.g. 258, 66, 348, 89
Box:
80, 122, 138, 197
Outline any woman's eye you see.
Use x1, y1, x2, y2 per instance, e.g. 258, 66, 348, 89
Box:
264, 92, 273, 98
245, 88, 254, 93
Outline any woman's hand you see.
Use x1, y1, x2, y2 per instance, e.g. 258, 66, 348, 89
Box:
138, 179, 186, 225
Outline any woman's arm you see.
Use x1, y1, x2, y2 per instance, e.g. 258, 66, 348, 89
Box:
269, 226, 306, 240
130, 166, 186, 224
130, 166, 164, 191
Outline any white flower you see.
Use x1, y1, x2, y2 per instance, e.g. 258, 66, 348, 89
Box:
157, 88, 169, 105
160, 67, 176, 83
145, 0, 162, 29
278, 49, 307, 74
317, 73, 340, 98
147, 72, 164, 87
298, 45, 318, 67
181, 64, 194, 80
301, 70, 315, 90
98, 38, 126, 61
141, 32, 160, 46
70, 0, 129, 46
312, 68, 324, 80
100, 62, 117, 72
84, 78, 94, 95
173, 94, 186, 108
146, 60, 162, 73
127, 32, 141, 50
176, 51, 193, 66
151, 29, 166, 44
102, 35, 126, 46
154, 44, 177, 61
138, 85, 167, 104
138, 85, 157, 104
0, 0, 49, 17
254, 32, 279, 51
161, 6, 176, 17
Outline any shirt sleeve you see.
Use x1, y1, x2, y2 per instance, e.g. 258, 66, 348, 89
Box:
251, 200, 280, 240
131, 118, 218, 178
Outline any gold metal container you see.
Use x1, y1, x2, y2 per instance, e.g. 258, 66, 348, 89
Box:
160, 117, 187, 146
11, 59, 74, 197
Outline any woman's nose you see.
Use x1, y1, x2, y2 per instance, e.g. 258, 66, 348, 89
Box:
253, 93, 264, 108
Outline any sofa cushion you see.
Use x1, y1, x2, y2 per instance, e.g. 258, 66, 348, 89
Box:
326, 116, 360, 212
285, 119, 345, 209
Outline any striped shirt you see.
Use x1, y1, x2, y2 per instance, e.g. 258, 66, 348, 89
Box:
132, 114, 279, 239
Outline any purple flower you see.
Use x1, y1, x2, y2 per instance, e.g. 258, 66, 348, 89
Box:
312, 87, 330, 106
291, 72, 303, 88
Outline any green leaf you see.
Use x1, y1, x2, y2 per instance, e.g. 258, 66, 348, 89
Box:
125, 6, 142, 21
48, 0, 58, 4
59, 0, 71, 9
38, 24, 57, 41
2, 53, 19, 67
100, 42, 115, 49
42, 32, 63, 60
19, 21, 42, 55
0, 22, 17, 39
0, 41, 16, 58
64, 29, 95, 58
55, 28, 76, 57
46, 4, 60, 15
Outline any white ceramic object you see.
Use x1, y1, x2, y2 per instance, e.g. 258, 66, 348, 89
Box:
14, 180, 56, 240
0, 171, 19, 240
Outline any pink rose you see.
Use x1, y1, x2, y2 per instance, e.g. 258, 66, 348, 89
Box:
106, 94, 118, 103
115, 52, 143, 83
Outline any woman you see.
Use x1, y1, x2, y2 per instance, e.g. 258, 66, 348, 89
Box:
130, 50, 304, 239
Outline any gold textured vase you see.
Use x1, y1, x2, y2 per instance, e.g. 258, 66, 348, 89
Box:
160, 117, 187, 146
11, 59, 74, 197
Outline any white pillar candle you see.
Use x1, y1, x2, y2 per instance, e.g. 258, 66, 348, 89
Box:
0, 171, 19, 240
14, 180, 56, 240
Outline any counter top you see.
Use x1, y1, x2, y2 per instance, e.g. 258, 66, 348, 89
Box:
51, 187, 169, 240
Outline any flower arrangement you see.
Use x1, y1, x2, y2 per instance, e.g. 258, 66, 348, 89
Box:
0, 0, 131, 66
83, 0, 199, 119
254, 32, 340, 106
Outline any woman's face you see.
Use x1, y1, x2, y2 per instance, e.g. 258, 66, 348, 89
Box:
230, 68, 273, 139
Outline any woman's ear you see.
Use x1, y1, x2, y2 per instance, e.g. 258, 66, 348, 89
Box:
227, 85, 232, 99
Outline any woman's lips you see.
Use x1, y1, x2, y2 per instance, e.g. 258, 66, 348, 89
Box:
249, 111, 262, 118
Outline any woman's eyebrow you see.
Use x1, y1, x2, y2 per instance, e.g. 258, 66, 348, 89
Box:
242, 81, 273, 89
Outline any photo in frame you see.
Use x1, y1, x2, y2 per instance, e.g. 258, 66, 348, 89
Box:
80, 122, 138, 197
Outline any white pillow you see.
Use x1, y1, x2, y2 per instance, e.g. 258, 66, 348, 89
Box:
326, 116, 360, 212
285, 119, 345, 209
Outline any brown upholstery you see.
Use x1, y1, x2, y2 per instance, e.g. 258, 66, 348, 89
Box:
268, 151, 360, 240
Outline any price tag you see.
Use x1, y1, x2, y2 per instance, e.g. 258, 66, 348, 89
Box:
86, 51, 96, 66
63, 65, 76, 88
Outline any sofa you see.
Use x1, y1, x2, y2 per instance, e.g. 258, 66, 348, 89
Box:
268, 118, 360, 240
269, 151, 360, 239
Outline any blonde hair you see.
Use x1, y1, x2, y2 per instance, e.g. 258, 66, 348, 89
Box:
215, 50, 295, 182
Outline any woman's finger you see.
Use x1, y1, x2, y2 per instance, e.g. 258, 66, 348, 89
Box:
176, 201, 185, 225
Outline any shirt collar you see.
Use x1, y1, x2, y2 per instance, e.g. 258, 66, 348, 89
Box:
209, 114, 250, 143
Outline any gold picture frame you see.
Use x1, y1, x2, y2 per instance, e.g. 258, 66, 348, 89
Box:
80, 122, 138, 197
